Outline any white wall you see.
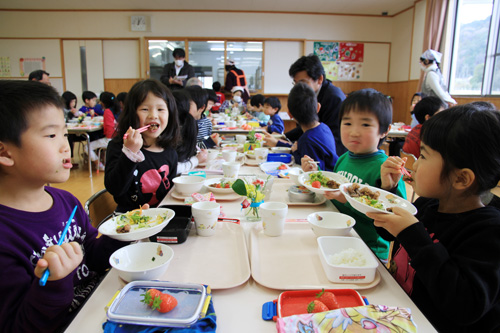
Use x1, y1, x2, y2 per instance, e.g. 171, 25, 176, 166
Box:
389, 9, 414, 82
410, 1, 427, 80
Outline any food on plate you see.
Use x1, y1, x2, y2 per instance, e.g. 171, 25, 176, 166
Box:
208, 179, 234, 189
277, 163, 288, 170
307, 300, 329, 313
307, 171, 341, 189
328, 248, 367, 267
241, 123, 252, 130
115, 207, 167, 233
345, 183, 385, 210
316, 289, 339, 310
141, 288, 178, 313
315, 213, 323, 220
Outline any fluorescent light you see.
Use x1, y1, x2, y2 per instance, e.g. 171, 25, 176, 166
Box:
166, 44, 175, 51
152, 52, 162, 58
207, 40, 224, 43
244, 48, 263, 52
210, 48, 225, 52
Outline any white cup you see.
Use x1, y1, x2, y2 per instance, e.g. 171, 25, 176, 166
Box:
288, 167, 303, 186
222, 161, 241, 178
226, 120, 236, 127
192, 201, 220, 237
235, 134, 247, 144
206, 149, 219, 162
260, 202, 288, 237
222, 150, 237, 162
254, 148, 269, 163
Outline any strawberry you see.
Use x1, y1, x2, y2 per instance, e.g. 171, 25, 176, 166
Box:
278, 164, 288, 170
307, 300, 329, 313
316, 289, 339, 310
141, 288, 161, 307
152, 293, 178, 313
311, 181, 321, 188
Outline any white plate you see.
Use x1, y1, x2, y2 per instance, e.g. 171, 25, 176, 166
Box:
299, 171, 349, 194
340, 183, 417, 215
98, 208, 175, 242
259, 162, 289, 176
244, 156, 260, 166
203, 177, 237, 194
170, 189, 242, 201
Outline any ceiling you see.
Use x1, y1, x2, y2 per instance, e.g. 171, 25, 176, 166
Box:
0, 0, 417, 16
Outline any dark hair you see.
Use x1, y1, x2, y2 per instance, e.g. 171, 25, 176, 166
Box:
421, 105, 500, 195
0, 81, 63, 146
212, 81, 221, 92
172, 90, 198, 162
289, 54, 325, 81
99, 91, 121, 117
264, 96, 281, 114
114, 79, 180, 149
469, 101, 496, 111
185, 85, 208, 110
172, 48, 186, 58
205, 89, 217, 103
28, 70, 49, 81
413, 96, 446, 124
339, 88, 392, 146
82, 91, 97, 102
62, 91, 77, 110
250, 94, 265, 108
287, 82, 318, 126
411, 92, 425, 103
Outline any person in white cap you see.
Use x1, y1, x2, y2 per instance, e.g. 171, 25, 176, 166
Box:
420, 49, 456, 107
220, 86, 247, 114
224, 59, 250, 102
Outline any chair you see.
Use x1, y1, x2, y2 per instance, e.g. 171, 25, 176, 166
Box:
400, 150, 418, 202
84, 189, 116, 228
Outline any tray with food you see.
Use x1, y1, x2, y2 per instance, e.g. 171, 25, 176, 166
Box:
298, 171, 349, 193
203, 177, 236, 194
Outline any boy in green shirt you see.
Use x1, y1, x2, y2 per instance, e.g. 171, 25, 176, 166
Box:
303, 88, 406, 261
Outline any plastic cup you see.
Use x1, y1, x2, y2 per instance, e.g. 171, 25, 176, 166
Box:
235, 135, 247, 144
191, 201, 220, 237
206, 149, 219, 162
222, 162, 240, 178
260, 202, 288, 237
222, 150, 237, 162
254, 148, 269, 163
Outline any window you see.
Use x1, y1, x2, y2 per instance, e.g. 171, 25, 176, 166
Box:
449, 0, 500, 95
226, 41, 263, 91
188, 41, 224, 89
148, 40, 185, 81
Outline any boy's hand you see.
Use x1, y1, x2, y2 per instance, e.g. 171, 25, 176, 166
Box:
291, 141, 298, 153
35, 242, 83, 282
124, 127, 144, 153
263, 131, 278, 147
381, 156, 406, 190
301, 155, 317, 172
211, 133, 221, 145
324, 190, 347, 203
367, 207, 418, 237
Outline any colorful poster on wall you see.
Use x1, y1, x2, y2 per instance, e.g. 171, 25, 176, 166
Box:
339, 62, 363, 80
313, 42, 339, 62
0, 57, 11, 77
19, 57, 46, 77
339, 43, 364, 62
323, 61, 338, 81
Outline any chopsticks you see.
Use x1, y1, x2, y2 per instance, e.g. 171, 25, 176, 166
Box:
400, 166, 413, 179
39, 205, 78, 286
123, 125, 151, 140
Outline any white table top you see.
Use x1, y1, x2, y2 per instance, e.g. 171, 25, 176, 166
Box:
65, 164, 436, 332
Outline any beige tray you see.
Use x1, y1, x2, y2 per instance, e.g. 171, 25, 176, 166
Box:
170, 187, 242, 201
285, 194, 327, 206
160, 222, 250, 289
249, 222, 381, 290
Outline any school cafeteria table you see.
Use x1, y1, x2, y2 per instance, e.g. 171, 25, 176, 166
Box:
66, 164, 437, 332
67, 124, 103, 178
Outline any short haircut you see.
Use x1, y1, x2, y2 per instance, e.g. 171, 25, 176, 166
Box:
205, 89, 217, 103
99, 91, 120, 117
117, 92, 127, 104
28, 70, 49, 81
173, 48, 186, 58
289, 54, 325, 81
413, 96, 447, 124
421, 105, 500, 194
82, 91, 97, 102
185, 85, 208, 110
469, 101, 496, 111
212, 81, 221, 92
250, 94, 265, 108
0, 80, 63, 146
186, 77, 202, 87
264, 96, 281, 114
411, 92, 425, 103
287, 82, 318, 126
62, 91, 77, 110
339, 88, 392, 142
114, 79, 180, 149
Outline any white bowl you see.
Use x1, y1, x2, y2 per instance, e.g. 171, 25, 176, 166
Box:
271, 147, 292, 154
172, 176, 205, 195
109, 242, 174, 282
299, 171, 349, 194
339, 183, 417, 215
203, 177, 237, 194
307, 212, 356, 236
317, 236, 378, 283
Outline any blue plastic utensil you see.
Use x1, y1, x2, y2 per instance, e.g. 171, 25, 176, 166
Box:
39, 205, 78, 286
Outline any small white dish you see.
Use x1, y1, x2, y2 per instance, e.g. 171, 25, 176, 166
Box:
259, 162, 289, 176
203, 177, 237, 194
307, 212, 356, 236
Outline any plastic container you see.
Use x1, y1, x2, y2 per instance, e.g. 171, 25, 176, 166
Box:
149, 205, 192, 244
288, 185, 315, 203
107, 280, 208, 327
266, 153, 292, 164
262, 289, 365, 321
317, 236, 379, 283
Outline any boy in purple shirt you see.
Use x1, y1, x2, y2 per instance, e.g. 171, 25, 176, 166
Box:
261, 96, 284, 134
0, 81, 125, 332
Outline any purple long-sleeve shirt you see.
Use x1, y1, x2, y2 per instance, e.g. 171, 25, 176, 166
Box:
0, 187, 125, 332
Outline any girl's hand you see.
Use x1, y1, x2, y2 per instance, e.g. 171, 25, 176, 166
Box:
197, 149, 208, 164
324, 190, 347, 203
34, 242, 83, 281
263, 131, 278, 147
301, 155, 317, 172
367, 207, 418, 237
211, 133, 221, 145
124, 126, 143, 153
381, 156, 406, 190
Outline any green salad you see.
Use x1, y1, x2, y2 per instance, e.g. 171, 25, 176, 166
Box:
354, 196, 385, 210
307, 171, 331, 186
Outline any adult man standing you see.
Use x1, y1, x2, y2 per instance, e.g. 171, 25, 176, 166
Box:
28, 70, 50, 85
287, 54, 347, 155
160, 48, 195, 90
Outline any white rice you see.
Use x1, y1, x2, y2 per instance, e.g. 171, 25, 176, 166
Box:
328, 248, 367, 267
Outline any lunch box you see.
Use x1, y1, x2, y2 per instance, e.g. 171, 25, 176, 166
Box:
107, 280, 210, 327
262, 289, 366, 321
149, 205, 192, 244
266, 153, 292, 164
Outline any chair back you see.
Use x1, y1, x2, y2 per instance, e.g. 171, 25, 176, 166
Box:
84, 189, 116, 228
400, 150, 417, 172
